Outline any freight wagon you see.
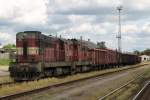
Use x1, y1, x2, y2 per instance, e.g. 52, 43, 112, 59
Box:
9, 31, 141, 81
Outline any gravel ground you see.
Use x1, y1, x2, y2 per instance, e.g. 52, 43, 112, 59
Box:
16, 64, 150, 100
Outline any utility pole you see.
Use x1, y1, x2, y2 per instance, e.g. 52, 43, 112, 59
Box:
116, 6, 123, 67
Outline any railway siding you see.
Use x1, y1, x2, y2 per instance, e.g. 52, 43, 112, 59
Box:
97, 65, 150, 100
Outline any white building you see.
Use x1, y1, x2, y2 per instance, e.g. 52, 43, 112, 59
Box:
140, 55, 150, 61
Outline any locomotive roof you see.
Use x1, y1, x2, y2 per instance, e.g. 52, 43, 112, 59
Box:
17, 31, 121, 50
43, 35, 97, 48
16, 31, 42, 39
23, 31, 41, 34
40, 33, 70, 43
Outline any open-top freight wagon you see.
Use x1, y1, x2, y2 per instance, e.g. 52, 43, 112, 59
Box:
9, 31, 141, 81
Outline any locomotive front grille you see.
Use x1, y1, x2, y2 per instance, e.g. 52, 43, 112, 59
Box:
9, 62, 42, 81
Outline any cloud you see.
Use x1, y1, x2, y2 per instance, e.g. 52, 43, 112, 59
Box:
0, 32, 15, 45
0, 0, 150, 52
0, 0, 48, 25
124, 0, 150, 11
52, 0, 121, 15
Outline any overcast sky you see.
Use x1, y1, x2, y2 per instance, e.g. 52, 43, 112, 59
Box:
0, 0, 150, 52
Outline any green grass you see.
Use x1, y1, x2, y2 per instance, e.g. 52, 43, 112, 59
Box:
0, 59, 10, 66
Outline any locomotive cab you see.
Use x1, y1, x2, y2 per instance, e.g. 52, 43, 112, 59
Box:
9, 31, 42, 81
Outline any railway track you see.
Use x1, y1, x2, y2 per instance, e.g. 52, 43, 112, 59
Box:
0, 70, 8, 72
0, 81, 15, 88
99, 75, 143, 100
0, 73, 9, 77
0, 63, 148, 100
0, 75, 9, 78
98, 64, 150, 100
133, 80, 150, 100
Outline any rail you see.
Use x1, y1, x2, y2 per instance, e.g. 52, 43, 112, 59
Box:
0, 81, 15, 88
132, 80, 150, 100
99, 75, 143, 100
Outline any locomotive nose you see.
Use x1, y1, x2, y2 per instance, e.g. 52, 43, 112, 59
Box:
9, 62, 42, 81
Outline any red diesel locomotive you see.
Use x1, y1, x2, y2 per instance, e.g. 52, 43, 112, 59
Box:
9, 31, 141, 81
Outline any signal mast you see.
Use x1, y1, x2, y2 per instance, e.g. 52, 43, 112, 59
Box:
116, 6, 123, 66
